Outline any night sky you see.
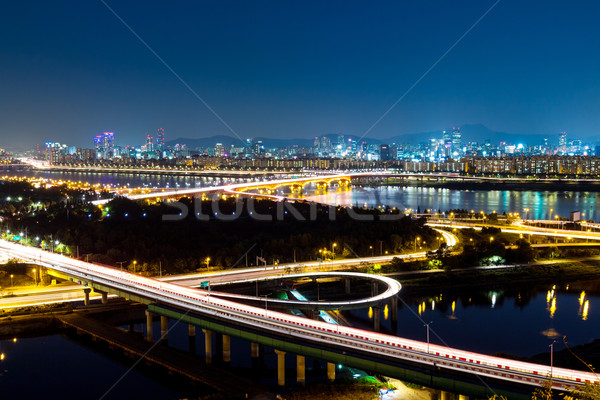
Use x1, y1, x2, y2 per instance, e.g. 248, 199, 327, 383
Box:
1, 1, 599, 149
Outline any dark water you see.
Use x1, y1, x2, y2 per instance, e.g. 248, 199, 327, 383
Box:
0, 335, 187, 399
4, 170, 597, 220
347, 279, 598, 360
303, 185, 600, 221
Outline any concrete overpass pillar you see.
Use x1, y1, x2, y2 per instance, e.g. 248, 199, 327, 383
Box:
222, 334, 231, 363
251, 342, 260, 359
83, 288, 91, 306
373, 306, 380, 332
275, 349, 286, 386
371, 282, 378, 297
145, 310, 154, 341
160, 316, 169, 341
203, 329, 213, 364
440, 391, 451, 400
458, 395, 469, 400
327, 362, 336, 382
101, 292, 108, 304
344, 278, 351, 294
390, 296, 398, 325
296, 355, 305, 386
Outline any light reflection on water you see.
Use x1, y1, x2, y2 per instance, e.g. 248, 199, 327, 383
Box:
353, 280, 598, 358
301, 185, 600, 220
5, 171, 599, 220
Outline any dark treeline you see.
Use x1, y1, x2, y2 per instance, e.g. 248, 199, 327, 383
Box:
0, 183, 437, 275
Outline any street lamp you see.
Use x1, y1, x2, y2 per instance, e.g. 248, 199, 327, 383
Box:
424, 321, 433, 354
414, 237, 420, 252
10, 274, 13, 289
550, 340, 557, 387
205, 257, 210, 271
524, 208, 529, 221
489, 236, 494, 245
133, 260, 137, 273
331, 242, 337, 255
369, 245, 373, 257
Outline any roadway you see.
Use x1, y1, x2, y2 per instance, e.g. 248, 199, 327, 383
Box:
0, 238, 596, 392
427, 220, 600, 241
0, 228, 456, 310
0, 284, 114, 309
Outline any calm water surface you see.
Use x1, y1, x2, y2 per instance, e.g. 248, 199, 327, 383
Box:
0, 335, 187, 399
303, 185, 600, 221
347, 279, 599, 359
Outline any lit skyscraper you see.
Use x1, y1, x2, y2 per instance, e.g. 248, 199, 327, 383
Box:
451, 127, 461, 155
145, 134, 154, 153
559, 131, 567, 147
156, 128, 165, 155
94, 132, 114, 159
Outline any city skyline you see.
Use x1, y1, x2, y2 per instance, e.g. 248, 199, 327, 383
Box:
2, 1, 600, 149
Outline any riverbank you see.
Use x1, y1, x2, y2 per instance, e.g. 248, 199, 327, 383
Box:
390, 179, 600, 192
392, 260, 600, 293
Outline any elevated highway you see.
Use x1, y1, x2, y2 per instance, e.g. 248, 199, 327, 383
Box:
0, 239, 597, 395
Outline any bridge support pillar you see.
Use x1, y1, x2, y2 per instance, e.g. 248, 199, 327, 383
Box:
373, 306, 380, 332
390, 295, 398, 325
160, 316, 169, 341
371, 282, 378, 297
440, 391, 452, 400
145, 310, 154, 341
458, 395, 469, 400
188, 324, 196, 337
222, 334, 231, 363
83, 288, 91, 306
296, 355, 305, 386
203, 329, 213, 364
101, 292, 108, 304
327, 362, 335, 382
344, 278, 351, 294
251, 342, 260, 358
274, 349, 286, 386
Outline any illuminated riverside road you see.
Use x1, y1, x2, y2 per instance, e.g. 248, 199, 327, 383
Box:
0, 228, 456, 310
0, 239, 597, 394
0, 230, 455, 310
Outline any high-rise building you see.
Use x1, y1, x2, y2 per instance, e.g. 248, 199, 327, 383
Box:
253, 140, 264, 155
442, 130, 452, 157
215, 143, 227, 157
451, 127, 461, 154
380, 144, 391, 161
559, 132, 567, 147
156, 128, 165, 155
145, 134, 154, 153
94, 132, 114, 159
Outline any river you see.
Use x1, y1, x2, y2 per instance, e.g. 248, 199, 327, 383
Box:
0, 170, 598, 397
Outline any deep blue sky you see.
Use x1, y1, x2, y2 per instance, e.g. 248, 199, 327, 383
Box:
1, 1, 599, 149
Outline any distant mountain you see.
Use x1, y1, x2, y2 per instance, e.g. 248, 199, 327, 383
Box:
383, 124, 556, 146
165, 124, 580, 150
165, 134, 381, 149
166, 135, 244, 149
